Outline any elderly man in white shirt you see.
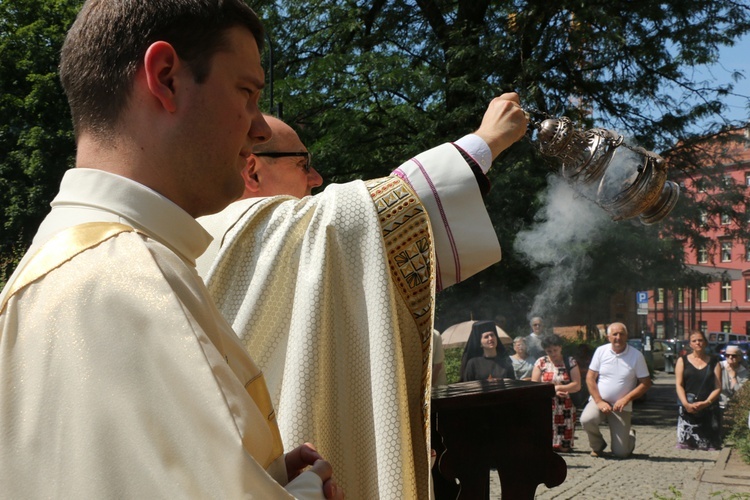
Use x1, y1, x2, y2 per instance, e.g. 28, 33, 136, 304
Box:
581, 322, 652, 458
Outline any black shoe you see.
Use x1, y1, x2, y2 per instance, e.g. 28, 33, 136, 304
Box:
590, 441, 607, 457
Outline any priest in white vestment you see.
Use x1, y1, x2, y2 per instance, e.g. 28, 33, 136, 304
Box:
198, 97, 528, 499
0, 2, 342, 498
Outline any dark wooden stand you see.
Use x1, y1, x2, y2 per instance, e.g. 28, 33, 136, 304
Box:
431, 379, 567, 499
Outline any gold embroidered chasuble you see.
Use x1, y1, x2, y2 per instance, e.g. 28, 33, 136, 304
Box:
199, 142, 502, 499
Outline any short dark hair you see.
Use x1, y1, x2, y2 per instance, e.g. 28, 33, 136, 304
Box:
60, 0, 265, 140
540, 333, 563, 350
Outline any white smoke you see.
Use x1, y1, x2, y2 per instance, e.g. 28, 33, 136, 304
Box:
514, 174, 613, 318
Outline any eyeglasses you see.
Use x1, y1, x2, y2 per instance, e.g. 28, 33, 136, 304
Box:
253, 151, 312, 172
726, 354, 741, 358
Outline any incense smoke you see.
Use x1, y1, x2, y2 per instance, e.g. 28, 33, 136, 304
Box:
514, 175, 611, 320
515, 129, 651, 322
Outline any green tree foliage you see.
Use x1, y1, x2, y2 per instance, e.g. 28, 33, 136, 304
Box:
724, 380, 750, 464
251, 0, 750, 330
1, 1, 749, 330
0, 0, 80, 284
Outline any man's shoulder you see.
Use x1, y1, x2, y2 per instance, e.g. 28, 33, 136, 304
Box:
2, 223, 144, 305
592, 343, 610, 357
199, 198, 268, 235
3, 228, 176, 315
624, 344, 647, 362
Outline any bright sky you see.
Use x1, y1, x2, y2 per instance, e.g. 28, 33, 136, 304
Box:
703, 38, 750, 125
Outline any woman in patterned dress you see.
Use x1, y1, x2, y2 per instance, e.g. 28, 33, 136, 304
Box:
532, 334, 581, 453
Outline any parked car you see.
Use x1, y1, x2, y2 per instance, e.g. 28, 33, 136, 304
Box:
627, 338, 666, 372
708, 332, 748, 345
708, 341, 726, 357
653, 338, 691, 374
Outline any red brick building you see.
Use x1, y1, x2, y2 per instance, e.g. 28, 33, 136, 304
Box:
643, 127, 750, 340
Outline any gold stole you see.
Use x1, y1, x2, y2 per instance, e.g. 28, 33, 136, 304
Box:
0, 223, 136, 314
366, 177, 436, 497
0, 222, 284, 465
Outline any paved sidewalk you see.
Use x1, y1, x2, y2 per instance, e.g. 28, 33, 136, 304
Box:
489, 372, 750, 499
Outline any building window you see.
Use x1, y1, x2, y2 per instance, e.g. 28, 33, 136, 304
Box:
746, 279, 750, 301
677, 287, 684, 303
700, 285, 709, 303
699, 210, 708, 226
746, 241, 750, 261
721, 321, 731, 333
721, 279, 732, 302
698, 245, 708, 264
746, 321, 750, 335
721, 241, 733, 262
746, 171, 750, 186
657, 288, 664, 303
676, 321, 685, 338
699, 321, 708, 334
721, 212, 731, 225
723, 175, 734, 188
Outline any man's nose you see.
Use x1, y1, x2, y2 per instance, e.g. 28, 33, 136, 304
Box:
308, 167, 323, 189
249, 113, 272, 145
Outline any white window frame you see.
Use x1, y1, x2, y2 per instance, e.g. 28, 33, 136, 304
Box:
721, 280, 732, 302
721, 241, 733, 262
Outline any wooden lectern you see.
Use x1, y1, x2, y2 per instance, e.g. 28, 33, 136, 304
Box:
431, 379, 567, 499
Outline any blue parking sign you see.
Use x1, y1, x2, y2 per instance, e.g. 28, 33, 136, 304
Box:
636, 291, 648, 304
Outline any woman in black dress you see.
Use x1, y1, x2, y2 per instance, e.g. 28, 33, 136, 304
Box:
459, 321, 515, 382
675, 330, 722, 450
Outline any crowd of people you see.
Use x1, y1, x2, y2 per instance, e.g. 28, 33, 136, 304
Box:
456, 319, 750, 457
458, 318, 588, 454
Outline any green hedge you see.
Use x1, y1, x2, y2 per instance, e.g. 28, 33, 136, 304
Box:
724, 380, 750, 464
444, 347, 463, 384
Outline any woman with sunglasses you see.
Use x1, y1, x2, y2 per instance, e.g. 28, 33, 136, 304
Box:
720, 345, 748, 411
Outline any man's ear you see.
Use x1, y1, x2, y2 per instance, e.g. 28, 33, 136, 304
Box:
143, 41, 181, 113
242, 156, 261, 194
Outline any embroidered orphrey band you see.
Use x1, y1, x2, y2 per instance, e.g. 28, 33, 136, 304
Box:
366, 176, 435, 437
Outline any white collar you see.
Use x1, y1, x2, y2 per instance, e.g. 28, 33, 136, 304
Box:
46, 168, 212, 264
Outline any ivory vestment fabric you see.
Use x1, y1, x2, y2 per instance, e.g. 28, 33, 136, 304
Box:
0, 169, 323, 499
198, 143, 501, 499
